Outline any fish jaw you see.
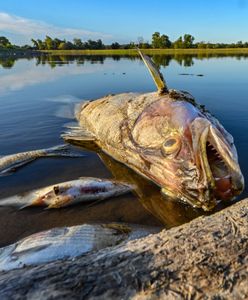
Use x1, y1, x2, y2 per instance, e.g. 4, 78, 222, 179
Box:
189, 117, 244, 210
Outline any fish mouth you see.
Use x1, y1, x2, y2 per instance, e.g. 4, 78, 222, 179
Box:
195, 118, 244, 210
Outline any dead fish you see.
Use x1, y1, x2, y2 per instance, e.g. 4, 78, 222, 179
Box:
0, 177, 133, 209
0, 223, 160, 271
62, 49, 244, 211
0, 144, 84, 175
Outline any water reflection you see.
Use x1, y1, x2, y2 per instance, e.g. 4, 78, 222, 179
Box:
2, 52, 248, 70
98, 151, 203, 228
67, 138, 230, 228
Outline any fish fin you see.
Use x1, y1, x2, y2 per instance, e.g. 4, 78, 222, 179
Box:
18, 203, 33, 210
137, 48, 168, 94
61, 127, 98, 150
44, 205, 53, 210
62, 128, 96, 141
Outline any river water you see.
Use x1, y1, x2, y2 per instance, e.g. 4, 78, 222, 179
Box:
0, 53, 247, 246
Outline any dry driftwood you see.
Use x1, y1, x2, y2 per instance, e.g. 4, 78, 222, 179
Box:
0, 198, 248, 300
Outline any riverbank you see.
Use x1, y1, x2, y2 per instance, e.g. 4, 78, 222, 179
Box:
0, 49, 41, 58
41, 48, 248, 56
1, 48, 248, 58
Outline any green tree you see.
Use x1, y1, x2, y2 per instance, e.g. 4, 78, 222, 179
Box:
44, 36, 54, 50
111, 42, 120, 49
53, 38, 63, 49
152, 32, 171, 48
73, 38, 84, 49
197, 41, 207, 49
183, 34, 195, 48
123, 42, 136, 49
96, 39, 105, 49
160, 34, 171, 48
64, 41, 74, 49
173, 36, 183, 48
152, 32, 161, 48
58, 42, 67, 50
31, 38, 39, 49
0, 36, 11, 48
236, 41, 243, 48
37, 39, 45, 50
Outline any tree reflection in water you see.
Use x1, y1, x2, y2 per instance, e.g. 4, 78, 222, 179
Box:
2, 52, 248, 70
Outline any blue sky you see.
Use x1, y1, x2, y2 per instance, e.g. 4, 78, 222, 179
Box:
0, 0, 248, 45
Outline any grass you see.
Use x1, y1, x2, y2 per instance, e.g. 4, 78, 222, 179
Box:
40, 48, 248, 56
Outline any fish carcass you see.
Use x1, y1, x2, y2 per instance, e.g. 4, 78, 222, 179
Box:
0, 144, 84, 175
63, 50, 244, 211
0, 223, 159, 271
0, 177, 133, 209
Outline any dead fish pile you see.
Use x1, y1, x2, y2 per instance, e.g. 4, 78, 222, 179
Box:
0, 223, 160, 271
0, 177, 133, 209
0, 144, 85, 176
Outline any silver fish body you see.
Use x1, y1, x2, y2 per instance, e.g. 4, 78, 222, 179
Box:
0, 144, 84, 175
0, 223, 160, 271
0, 177, 133, 209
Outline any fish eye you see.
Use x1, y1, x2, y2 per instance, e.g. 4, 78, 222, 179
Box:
53, 186, 60, 195
162, 136, 181, 156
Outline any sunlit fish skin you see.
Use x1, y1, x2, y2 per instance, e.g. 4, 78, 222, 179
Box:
0, 144, 84, 175
62, 50, 244, 211
0, 177, 133, 209
0, 223, 160, 271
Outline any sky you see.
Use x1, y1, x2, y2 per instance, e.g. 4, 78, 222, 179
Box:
0, 0, 248, 45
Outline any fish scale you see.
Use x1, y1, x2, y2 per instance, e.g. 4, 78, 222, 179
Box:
0, 223, 160, 271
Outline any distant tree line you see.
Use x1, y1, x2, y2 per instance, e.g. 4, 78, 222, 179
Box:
1, 33, 248, 51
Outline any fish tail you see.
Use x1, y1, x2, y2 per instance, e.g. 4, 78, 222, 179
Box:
0, 195, 28, 208
0, 191, 37, 209
18, 203, 32, 210
45, 144, 69, 154
45, 144, 85, 158
43, 205, 54, 210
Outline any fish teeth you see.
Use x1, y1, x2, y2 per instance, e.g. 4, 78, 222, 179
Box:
224, 189, 232, 194
214, 175, 231, 181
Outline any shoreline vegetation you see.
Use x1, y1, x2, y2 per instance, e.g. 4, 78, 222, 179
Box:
40, 47, 248, 55
2, 32, 248, 57
1, 48, 248, 58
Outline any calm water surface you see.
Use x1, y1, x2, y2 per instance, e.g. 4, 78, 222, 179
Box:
0, 54, 248, 246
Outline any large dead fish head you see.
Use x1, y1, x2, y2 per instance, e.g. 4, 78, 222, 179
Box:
131, 90, 244, 210
130, 49, 244, 210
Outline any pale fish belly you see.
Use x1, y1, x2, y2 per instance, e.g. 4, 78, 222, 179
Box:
0, 224, 160, 271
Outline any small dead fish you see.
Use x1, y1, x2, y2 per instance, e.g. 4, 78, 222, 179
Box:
0, 223, 160, 271
0, 144, 85, 176
0, 177, 133, 209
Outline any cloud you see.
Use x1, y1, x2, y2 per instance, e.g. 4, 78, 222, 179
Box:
0, 12, 112, 43
0, 60, 111, 96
